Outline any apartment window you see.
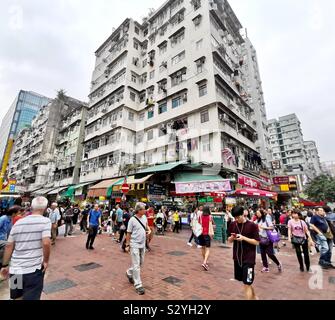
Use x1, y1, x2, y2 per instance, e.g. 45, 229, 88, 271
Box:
148, 110, 154, 119
193, 15, 202, 28
171, 51, 185, 65
139, 112, 145, 121
171, 69, 186, 87
193, 0, 201, 10
196, 39, 203, 50
144, 29, 148, 36
136, 132, 144, 143
142, 59, 147, 68
149, 70, 155, 79
128, 111, 134, 121
134, 41, 139, 50
202, 135, 211, 152
159, 124, 167, 136
147, 130, 154, 140
171, 29, 185, 48
196, 57, 205, 73
200, 110, 209, 123
139, 92, 146, 103
158, 102, 167, 114
159, 42, 167, 55
131, 73, 137, 83
172, 96, 182, 109
135, 26, 140, 35
198, 83, 207, 97
130, 92, 136, 102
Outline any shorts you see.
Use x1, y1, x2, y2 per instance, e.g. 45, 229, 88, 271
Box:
10, 268, 45, 300
198, 235, 211, 248
234, 261, 255, 285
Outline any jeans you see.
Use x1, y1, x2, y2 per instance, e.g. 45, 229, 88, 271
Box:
260, 241, 280, 268
64, 221, 73, 236
86, 226, 98, 248
315, 234, 333, 265
127, 247, 145, 289
173, 222, 180, 233
293, 240, 310, 270
80, 219, 87, 232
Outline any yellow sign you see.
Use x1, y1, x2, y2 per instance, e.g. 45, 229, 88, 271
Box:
0, 139, 14, 192
99, 196, 106, 201
280, 184, 290, 192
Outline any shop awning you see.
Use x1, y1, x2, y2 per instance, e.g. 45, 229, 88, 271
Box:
61, 182, 94, 197
47, 186, 68, 195
234, 188, 277, 198
299, 198, 325, 207
87, 178, 121, 198
173, 172, 226, 183
126, 174, 153, 184
32, 187, 57, 196
136, 161, 187, 175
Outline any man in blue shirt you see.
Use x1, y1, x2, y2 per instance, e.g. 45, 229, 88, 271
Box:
0, 209, 13, 241
116, 205, 124, 236
86, 204, 102, 250
310, 207, 335, 269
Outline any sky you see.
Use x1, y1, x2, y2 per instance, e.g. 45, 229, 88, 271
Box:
0, 0, 334, 161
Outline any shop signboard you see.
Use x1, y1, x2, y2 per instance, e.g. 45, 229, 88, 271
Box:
225, 197, 237, 205
273, 176, 290, 185
280, 185, 290, 192
289, 176, 298, 190
111, 192, 123, 199
175, 181, 231, 194
148, 184, 166, 195
238, 175, 261, 189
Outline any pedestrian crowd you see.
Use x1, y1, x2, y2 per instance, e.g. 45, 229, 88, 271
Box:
0, 197, 335, 300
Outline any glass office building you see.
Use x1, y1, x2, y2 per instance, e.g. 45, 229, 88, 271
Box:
0, 90, 51, 167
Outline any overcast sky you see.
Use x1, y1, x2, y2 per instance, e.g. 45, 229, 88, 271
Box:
0, 0, 334, 161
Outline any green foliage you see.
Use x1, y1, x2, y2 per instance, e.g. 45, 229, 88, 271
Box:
305, 175, 335, 202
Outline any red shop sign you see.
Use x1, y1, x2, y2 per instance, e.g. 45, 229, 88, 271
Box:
238, 175, 261, 189
273, 176, 289, 185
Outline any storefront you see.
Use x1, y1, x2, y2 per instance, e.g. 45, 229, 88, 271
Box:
232, 188, 277, 208
87, 178, 122, 206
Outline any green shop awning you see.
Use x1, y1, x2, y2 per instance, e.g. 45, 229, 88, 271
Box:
173, 172, 226, 183
61, 182, 94, 197
107, 178, 125, 197
136, 161, 187, 175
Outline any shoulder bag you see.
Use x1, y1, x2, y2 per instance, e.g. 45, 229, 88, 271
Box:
193, 215, 203, 237
266, 220, 281, 243
208, 216, 215, 237
291, 221, 306, 245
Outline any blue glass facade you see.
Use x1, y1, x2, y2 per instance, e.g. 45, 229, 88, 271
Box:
0, 90, 51, 167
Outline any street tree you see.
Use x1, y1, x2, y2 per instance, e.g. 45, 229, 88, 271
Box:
305, 175, 335, 202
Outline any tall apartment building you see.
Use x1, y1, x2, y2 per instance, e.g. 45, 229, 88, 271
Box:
8, 95, 87, 192
321, 161, 335, 178
80, 0, 270, 183
0, 90, 50, 190
303, 141, 322, 178
268, 114, 322, 189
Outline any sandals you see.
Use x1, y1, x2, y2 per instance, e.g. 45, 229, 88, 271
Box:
202, 263, 209, 271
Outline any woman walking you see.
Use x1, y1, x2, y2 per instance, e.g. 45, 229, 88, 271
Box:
288, 210, 314, 272
198, 206, 215, 271
255, 209, 282, 273
173, 210, 180, 233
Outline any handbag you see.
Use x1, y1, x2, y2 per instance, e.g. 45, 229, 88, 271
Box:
291, 221, 306, 245
193, 215, 203, 237
266, 220, 281, 243
260, 237, 270, 246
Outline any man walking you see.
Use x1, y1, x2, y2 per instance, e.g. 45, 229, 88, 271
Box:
0, 196, 51, 300
310, 207, 335, 269
86, 204, 101, 250
125, 202, 151, 295
228, 206, 260, 300
115, 205, 124, 238
48, 203, 61, 245
64, 206, 74, 237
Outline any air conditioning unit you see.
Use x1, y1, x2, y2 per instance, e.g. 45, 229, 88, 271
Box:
111, 123, 117, 129
101, 107, 107, 113
141, 50, 147, 56
182, 93, 188, 101
194, 17, 201, 26
161, 61, 167, 68
160, 29, 165, 36
102, 58, 108, 63
181, 74, 187, 82
241, 124, 247, 129
219, 114, 229, 121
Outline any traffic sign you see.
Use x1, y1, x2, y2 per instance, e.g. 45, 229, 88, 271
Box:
121, 183, 130, 194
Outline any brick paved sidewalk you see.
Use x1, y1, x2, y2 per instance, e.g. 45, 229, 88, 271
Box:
1, 226, 335, 300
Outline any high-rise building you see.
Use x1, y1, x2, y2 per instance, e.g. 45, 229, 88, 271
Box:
303, 141, 322, 178
321, 161, 335, 178
0, 90, 51, 190
8, 95, 87, 193
268, 113, 322, 189
80, 0, 270, 183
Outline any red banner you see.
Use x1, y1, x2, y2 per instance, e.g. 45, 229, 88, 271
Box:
273, 176, 289, 185
238, 175, 261, 189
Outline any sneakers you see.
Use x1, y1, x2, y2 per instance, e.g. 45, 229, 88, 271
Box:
126, 272, 134, 284
89, 246, 94, 250
278, 263, 283, 272
261, 267, 269, 273
136, 287, 145, 295
197, 245, 202, 249
187, 242, 193, 247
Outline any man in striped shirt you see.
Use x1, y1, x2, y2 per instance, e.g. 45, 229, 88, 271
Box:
0, 196, 51, 300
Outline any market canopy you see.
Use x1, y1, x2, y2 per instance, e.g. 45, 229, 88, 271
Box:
136, 161, 187, 175
47, 186, 68, 195
234, 188, 277, 198
173, 172, 227, 183
126, 174, 153, 184
61, 182, 94, 198
299, 198, 326, 207
32, 187, 57, 196
87, 178, 121, 198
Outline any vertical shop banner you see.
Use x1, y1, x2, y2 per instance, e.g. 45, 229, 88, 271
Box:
175, 181, 231, 194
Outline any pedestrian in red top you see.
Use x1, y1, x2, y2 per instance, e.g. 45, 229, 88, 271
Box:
198, 206, 215, 271
11, 206, 24, 225
146, 206, 155, 251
